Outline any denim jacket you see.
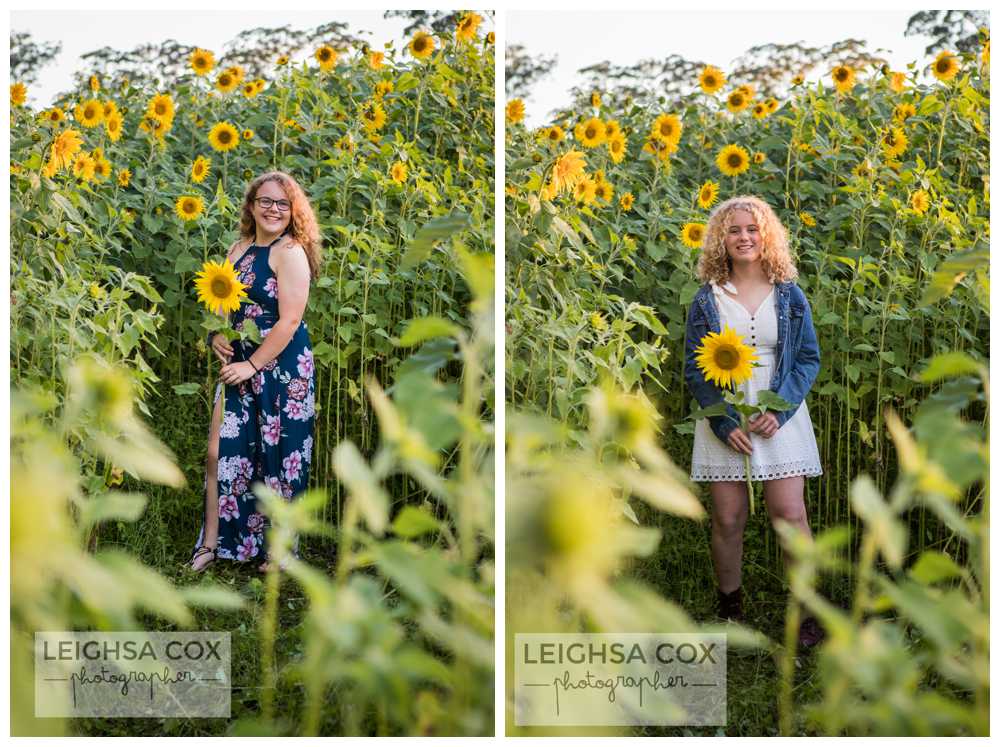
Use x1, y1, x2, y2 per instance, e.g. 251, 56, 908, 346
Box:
683, 281, 820, 443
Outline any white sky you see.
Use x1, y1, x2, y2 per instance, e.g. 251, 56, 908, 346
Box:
507, 10, 948, 127
10, 10, 493, 108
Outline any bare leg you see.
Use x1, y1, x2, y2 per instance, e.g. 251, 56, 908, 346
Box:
709, 480, 750, 593
194, 389, 224, 568
762, 475, 812, 549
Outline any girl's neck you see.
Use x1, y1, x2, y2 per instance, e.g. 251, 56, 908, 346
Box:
728, 260, 770, 287
255, 227, 284, 246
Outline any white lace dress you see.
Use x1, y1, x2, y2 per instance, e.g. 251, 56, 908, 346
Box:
690, 283, 823, 482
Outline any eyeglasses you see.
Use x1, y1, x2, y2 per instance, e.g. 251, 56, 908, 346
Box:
254, 196, 291, 212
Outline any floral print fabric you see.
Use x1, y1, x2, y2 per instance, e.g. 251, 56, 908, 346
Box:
198, 236, 315, 562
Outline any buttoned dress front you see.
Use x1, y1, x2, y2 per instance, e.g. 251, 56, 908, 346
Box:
690, 282, 823, 482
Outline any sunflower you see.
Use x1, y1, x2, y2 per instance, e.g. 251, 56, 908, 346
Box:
47, 128, 84, 173
544, 125, 565, 143
716, 144, 750, 176
214, 70, 236, 93
139, 115, 171, 142
852, 160, 873, 179
680, 222, 706, 248
92, 151, 112, 181
175, 194, 204, 222
574, 175, 598, 205
650, 113, 682, 145
191, 155, 211, 183
41, 107, 65, 124
619, 192, 635, 211
276, 54, 289, 66
931, 50, 960, 81
726, 90, 749, 113
72, 152, 96, 181
374, 80, 394, 99
831, 64, 856, 93
889, 71, 906, 92
697, 180, 719, 209
486, 31, 495, 45
589, 312, 608, 331
699, 65, 725, 94
983, 39, 990, 66
335, 134, 354, 152
456, 12, 482, 42
242, 129, 254, 140
752, 102, 768, 119
361, 101, 387, 131
88, 74, 100, 92
147, 93, 175, 123
575, 117, 607, 148
194, 259, 248, 314
893, 102, 916, 122
390, 161, 407, 184
117, 168, 131, 187
910, 189, 930, 215
882, 126, 908, 158
75, 98, 104, 128
643, 136, 675, 162
607, 133, 627, 164
752, 151, 766, 164
208, 121, 240, 152
506, 99, 525, 124
791, 74, 805, 86
800, 212, 816, 227
242, 81, 260, 98
102, 100, 118, 118
11, 82, 27, 107
410, 31, 435, 60
694, 326, 758, 389
315, 45, 338, 71
594, 180, 614, 203
190, 48, 215, 76
765, 97, 779, 113
105, 111, 123, 142
549, 149, 586, 194
590, 91, 602, 108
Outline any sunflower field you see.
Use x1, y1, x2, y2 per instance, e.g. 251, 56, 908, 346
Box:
505, 38, 988, 736
11, 12, 494, 737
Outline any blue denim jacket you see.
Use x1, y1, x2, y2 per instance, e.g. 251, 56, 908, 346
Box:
683, 281, 820, 443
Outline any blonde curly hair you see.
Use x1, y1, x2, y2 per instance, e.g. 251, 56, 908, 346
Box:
239, 171, 323, 279
696, 194, 798, 284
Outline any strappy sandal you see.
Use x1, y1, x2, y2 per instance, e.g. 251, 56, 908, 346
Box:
190, 545, 216, 571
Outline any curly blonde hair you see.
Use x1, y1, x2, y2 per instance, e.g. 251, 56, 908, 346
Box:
696, 194, 798, 284
239, 171, 322, 279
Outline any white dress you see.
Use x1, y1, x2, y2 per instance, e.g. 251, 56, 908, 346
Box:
690, 282, 823, 482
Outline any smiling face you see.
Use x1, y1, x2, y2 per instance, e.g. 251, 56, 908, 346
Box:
723, 208, 762, 266
251, 179, 292, 237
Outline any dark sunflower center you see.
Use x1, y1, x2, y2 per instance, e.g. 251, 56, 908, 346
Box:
660, 123, 673, 137
211, 277, 231, 297
220, 75, 231, 86
715, 346, 739, 370
219, 130, 232, 143
706, 75, 717, 86
689, 227, 703, 241
731, 94, 743, 106
586, 126, 598, 138
414, 38, 427, 52
836, 68, 848, 81
936, 59, 950, 72
728, 153, 742, 168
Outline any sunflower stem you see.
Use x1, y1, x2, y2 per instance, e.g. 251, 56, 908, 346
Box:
741, 410, 755, 515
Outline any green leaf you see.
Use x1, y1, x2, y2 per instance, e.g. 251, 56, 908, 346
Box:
919, 352, 983, 383
688, 402, 730, 420
398, 316, 460, 347
240, 318, 262, 344
78, 491, 148, 527
172, 383, 201, 396
333, 441, 389, 536
401, 212, 471, 269
909, 551, 963, 585
631, 306, 668, 335
391, 505, 441, 538
756, 390, 793, 411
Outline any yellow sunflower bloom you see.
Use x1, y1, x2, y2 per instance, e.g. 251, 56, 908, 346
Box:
41, 107, 65, 124
694, 326, 758, 389
574, 175, 598, 205
242, 81, 260, 98
456, 12, 483, 42
175, 195, 204, 222
650, 113, 682, 145
549, 149, 587, 195
765, 97, 779, 113
699, 65, 725, 94
207, 121, 240, 152
752, 151, 766, 164
194, 259, 248, 314
72, 152, 96, 181
889, 71, 907, 92
191, 155, 211, 183
315, 45, 338, 71
117, 168, 131, 187
506, 99, 525, 124
375, 80, 394, 98
931, 50, 960, 81
882, 126, 908, 158
75, 99, 104, 128
47, 128, 84, 173
390, 161, 408, 184
752, 102, 768, 119
893, 102, 916, 122
105, 111, 123, 142
92, 152, 112, 181
607, 133, 627, 164
620, 192, 635, 211
368, 51, 385, 70
190, 48, 215, 76
242, 129, 254, 140
276, 54, 289, 66
831, 64, 856, 93
147, 93, 175, 123
89, 74, 100, 92
726, 90, 750, 113
791, 74, 805, 86
215, 70, 238, 93
594, 180, 614, 203
716, 144, 750, 176
910, 189, 930, 215
410, 31, 435, 60
576, 117, 607, 148
643, 137, 675, 162
486, 31, 495, 45
800, 212, 816, 227
590, 91, 602, 108
360, 101, 387, 131
681, 222, 706, 248
697, 180, 719, 209
544, 125, 565, 143
11, 82, 27, 107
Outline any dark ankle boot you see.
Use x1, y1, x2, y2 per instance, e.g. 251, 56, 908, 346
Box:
718, 587, 743, 622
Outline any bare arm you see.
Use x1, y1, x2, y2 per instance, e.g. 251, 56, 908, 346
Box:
247, 239, 311, 369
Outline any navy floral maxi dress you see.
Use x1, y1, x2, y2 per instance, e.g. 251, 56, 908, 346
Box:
196, 235, 316, 563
